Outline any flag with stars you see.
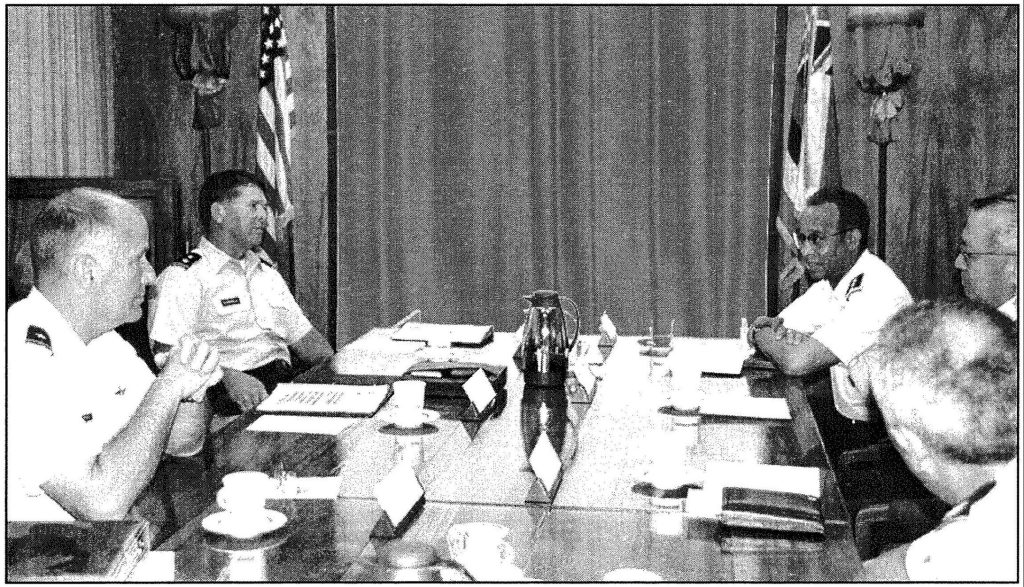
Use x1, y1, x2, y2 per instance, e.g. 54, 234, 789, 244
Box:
257, 5, 295, 244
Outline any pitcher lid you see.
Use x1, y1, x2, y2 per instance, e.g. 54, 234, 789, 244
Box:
527, 289, 560, 305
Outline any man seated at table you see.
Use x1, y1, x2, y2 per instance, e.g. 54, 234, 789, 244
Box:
7, 188, 221, 522
748, 187, 912, 450
955, 190, 1017, 320
149, 169, 334, 416
859, 300, 1017, 581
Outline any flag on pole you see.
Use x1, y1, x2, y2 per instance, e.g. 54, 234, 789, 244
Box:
257, 5, 295, 284
783, 6, 842, 212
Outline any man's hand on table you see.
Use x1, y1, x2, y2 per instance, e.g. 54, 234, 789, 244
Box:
157, 335, 221, 402
222, 369, 270, 412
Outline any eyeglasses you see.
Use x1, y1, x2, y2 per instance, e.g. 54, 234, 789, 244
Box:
792, 228, 853, 248
957, 248, 1017, 264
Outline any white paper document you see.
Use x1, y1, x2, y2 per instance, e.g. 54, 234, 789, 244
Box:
692, 338, 754, 375
248, 415, 359, 435
529, 433, 563, 493
700, 397, 791, 420
374, 463, 425, 526
257, 383, 390, 415
392, 322, 494, 346
273, 476, 343, 499
128, 551, 175, 582
685, 461, 821, 518
462, 368, 496, 413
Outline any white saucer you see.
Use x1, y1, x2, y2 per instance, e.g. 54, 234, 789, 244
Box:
202, 509, 287, 539
379, 408, 440, 429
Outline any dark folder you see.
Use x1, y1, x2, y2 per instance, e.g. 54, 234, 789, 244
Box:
6, 520, 150, 581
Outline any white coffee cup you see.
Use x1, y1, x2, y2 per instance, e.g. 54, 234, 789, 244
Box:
218, 471, 272, 514
392, 380, 426, 413
446, 522, 515, 567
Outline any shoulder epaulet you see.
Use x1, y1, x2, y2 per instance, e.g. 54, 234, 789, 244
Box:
254, 248, 276, 269
25, 324, 52, 352
260, 257, 275, 268
172, 252, 202, 270
845, 273, 864, 300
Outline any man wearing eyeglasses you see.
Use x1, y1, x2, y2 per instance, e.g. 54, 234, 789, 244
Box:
748, 186, 912, 450
955, 192, 1017, 321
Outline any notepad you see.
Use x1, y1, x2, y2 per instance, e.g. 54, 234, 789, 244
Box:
330, 347, 420, 378
257, 383, 390, 416
700, 397, 791, 420
391, 322, 494, 347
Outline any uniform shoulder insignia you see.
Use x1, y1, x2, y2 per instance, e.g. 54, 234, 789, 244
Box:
845, 273, 865, 300
172, 252, 202, 269
260, 256, 275, 268
25, 325, 52, 351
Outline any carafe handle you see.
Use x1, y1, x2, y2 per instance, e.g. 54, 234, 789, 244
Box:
561, 296, 581, 351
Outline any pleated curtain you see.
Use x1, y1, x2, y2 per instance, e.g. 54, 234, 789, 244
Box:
332, 6, 776, 341
7, 6, 114, 177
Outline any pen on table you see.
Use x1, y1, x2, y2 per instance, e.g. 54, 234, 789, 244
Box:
393, 309, 422, 329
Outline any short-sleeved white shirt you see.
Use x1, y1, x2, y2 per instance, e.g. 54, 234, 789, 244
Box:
904, 459, 1018, 581
6, 289, 154, 521
778, 250, 912, 420
997, 295, 1017, 321
149, 238, 313, 371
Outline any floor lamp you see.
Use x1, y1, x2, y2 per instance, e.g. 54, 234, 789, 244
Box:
845, 8, 925, 261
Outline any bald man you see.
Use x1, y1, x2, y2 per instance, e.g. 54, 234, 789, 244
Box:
7, 188, 221, 522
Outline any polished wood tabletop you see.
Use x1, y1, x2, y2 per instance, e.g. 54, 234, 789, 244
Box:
160, 331, 861, 581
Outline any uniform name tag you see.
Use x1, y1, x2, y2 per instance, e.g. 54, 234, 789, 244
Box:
221, 297, 242, 307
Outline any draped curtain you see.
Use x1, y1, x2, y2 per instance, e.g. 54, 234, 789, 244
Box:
332, 6, 774, 342
7, 6, 115, 176
827, 6, 1018, 301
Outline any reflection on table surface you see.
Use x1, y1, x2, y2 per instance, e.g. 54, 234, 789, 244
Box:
161, 332, 861, 581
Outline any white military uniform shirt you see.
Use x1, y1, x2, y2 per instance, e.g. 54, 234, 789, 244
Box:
149, 237, 312, 371
904, 458, 1018, 581
6, 289, 154, 521
778, 250, 912, 420
997, 295, 1017, 321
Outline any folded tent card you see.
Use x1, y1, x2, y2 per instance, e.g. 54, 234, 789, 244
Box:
598, 312, 617, 347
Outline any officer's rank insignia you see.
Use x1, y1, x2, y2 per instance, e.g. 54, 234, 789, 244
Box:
115, 386, 126, 396
221, 297, 241, 307
25, 325, 52, 352
82, 413, 93, 422
172, 252, 202, 269
845, 273, 864, 301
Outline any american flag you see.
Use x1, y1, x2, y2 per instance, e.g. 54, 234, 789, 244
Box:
783, 6, 841, 212
257, 5, 294, 241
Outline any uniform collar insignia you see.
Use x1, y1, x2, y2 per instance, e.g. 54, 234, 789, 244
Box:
25, 325, 52, 352
81, 413, 93, 422
845, 273, 864, 300
115, 386, 126, 396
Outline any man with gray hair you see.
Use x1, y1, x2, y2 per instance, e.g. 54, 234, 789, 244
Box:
7, 188, 221, 522
860, 300, 1018, 581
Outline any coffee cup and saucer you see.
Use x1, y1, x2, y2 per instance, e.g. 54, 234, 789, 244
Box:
380, 380, 440, 431
202, 471, 287, 540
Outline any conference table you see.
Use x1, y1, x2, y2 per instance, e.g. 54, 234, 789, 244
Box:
159, 329, 862, 581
